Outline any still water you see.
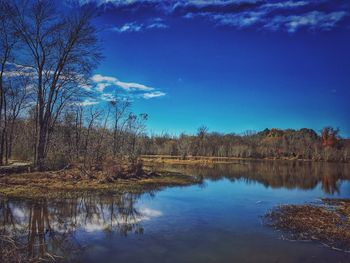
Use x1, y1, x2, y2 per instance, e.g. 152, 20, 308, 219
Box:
1, 160, 350, 262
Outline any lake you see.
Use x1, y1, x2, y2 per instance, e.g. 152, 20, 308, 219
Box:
1, 160, 350, 262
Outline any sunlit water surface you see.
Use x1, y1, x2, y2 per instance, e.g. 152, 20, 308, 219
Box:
2, 161, 350, 262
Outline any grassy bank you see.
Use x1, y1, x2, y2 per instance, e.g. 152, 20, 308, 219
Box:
0, 168, 200, 199
141, 155, 317, 166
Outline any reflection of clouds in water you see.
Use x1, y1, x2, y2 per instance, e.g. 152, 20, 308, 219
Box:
1, 195, 160, 261
139, 207, 162, 218
3, 196, 162, 235
12, 207, 25, 219
84, 207, 162, 232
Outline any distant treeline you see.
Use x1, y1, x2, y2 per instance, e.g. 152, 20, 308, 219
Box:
7, 117, 350, 170
138, 127, 349, 162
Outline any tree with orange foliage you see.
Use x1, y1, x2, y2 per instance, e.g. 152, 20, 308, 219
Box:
321, 127, 340, 147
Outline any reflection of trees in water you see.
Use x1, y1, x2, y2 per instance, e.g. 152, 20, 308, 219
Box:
0, 192, 150, 262
160, 161, 350, 194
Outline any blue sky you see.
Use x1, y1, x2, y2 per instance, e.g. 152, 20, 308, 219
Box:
71, 0, 350, 137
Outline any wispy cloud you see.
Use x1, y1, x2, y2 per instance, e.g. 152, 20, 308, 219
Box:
111, 18, 168, 33
264, 11, 348, 33
77, 98, 99, 106
111, 22, 143, 33
197, 9, 348, 32
208, 11, 265, 28
88, 73, 166, 104
100, 93, 116, 101
262, 1, 309, 9
79, 0, 350, 33
142, 91, 166, 99
91, 74, 154, 92
184, 1, 349, 32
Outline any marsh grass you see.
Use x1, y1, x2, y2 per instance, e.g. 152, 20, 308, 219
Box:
0, 168, 200, 199
265, 199, 350, 252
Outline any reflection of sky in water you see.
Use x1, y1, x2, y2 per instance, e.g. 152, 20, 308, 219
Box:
84, 207, 162, 232
5, 199, 162, 233
2, 162, 350, 262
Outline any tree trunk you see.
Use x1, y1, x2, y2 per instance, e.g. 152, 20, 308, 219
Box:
35, 122, 48, 170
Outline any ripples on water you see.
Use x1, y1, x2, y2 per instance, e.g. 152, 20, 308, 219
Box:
1, 161, 350, 262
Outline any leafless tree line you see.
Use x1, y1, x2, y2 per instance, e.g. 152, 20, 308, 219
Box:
8, 103, 147, 172
139, 127, 349, 162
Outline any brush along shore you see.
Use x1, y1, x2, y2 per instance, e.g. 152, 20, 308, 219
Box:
0, 163, 201, 199
141, 155, 329, 166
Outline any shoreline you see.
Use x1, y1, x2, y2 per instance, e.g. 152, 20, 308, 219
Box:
1, 157, 348, 199
0, 168, 201, 199
141, 155, 349, 165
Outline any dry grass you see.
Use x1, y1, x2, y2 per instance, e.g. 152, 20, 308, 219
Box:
141, 155, 244, 166
0, 235, 56, 263
141, 155, 313, 166
0, 235, 23, 263
265, 199, 350, 252
0, 167, 201, 199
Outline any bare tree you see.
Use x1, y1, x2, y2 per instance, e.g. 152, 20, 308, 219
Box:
4, 76, 30, 163
82, 107, 102, 171
126, 113, 148, 165
74, 106, 84, 159
10, 0, 101, 169
0, 1, 18, 165
110, 98, 131, 157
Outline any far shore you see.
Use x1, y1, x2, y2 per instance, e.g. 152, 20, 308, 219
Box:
141, 155, 349, 165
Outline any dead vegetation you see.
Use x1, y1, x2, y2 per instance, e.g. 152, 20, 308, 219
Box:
0, 235, 23, 263
265, 199, 350, 252
0, 234, 60, 263
0, 162, 200, 199
60, 158, 154, 182
141, 155, 248, 168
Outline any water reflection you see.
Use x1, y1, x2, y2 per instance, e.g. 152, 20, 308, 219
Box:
0, 193, 159, 261
158, 160, 350, 194
1, 161, 350, 262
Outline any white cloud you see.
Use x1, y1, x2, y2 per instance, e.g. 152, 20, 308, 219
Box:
78, 0, 349, 33
100, 93, 116, 101
91, 73, 166, 100
80, 83, 93, 91
111, 18, 168, 33
112, 22, 143, 33
96, 83, 110, 92
262, 1, 309, 9
180, 1, 348, 32
147, 22, 169, 29
211, 11, 265, 27
76, 99, 99, 106
116, 80, 153, 91
143, 91, 166, 99
188, 8, 348, 32
91, 74, 154, 92
91, 74, 117, 83
3, 63, 36, 78
265, 11, 348, 32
